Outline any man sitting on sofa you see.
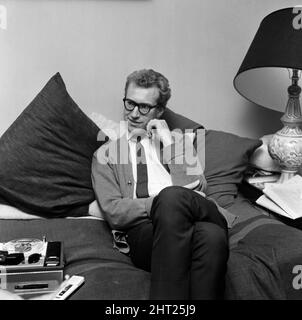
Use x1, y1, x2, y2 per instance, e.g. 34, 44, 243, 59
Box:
91, 69, 235, 300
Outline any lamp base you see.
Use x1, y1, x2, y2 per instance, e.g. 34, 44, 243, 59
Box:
278, 170, 297, 183
268, 126, 302, 183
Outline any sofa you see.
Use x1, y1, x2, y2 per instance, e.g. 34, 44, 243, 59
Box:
1, 72, 302, 300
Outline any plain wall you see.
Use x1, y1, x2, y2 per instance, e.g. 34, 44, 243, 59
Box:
0, 0, 300, 138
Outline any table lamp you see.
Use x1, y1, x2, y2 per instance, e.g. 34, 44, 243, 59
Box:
234, 7, 302, 183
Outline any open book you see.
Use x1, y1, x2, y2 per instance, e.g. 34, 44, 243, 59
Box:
256, 175, 302, 219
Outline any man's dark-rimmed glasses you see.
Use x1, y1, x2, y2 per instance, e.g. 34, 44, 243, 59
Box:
123, 98, 158, 115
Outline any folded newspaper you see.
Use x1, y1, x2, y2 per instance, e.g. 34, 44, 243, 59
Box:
256, 175, 302, 219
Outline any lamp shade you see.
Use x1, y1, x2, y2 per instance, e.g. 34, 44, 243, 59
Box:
234, 7, 302, 112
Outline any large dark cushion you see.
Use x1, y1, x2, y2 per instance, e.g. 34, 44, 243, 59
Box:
205, 130, 262, 207
0, 73, 105, 217
161, 108, 203, 132
162, 108, 262, 208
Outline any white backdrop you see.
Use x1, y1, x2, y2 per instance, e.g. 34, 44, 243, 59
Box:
0, 0, 297, 138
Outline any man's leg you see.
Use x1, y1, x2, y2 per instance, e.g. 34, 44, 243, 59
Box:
126, 220, 228, 299
150, 186, 228, 300
190, 222, 228, 299
127, 221, 153, 272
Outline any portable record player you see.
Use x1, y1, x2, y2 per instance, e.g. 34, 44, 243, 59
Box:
0, 237, 64, 299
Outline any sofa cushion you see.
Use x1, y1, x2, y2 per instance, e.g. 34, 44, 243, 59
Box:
205, 130, 262, 207
0, 72, 106, 218
226, 215, 302, 299
161, 108, 203, 132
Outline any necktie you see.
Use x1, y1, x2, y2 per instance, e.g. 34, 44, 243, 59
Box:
159, 141, 170, 173
136, 137, 149, 198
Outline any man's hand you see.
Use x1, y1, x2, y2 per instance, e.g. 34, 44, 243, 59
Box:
147, 119, 172, 147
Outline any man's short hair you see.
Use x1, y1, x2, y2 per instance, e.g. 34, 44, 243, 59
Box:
125, 69, 171, 108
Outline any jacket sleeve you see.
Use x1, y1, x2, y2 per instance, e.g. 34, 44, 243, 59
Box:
162, 131, 207, 192
91, 150, 154, 231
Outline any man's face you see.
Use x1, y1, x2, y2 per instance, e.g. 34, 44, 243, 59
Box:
124, 82, 163, 133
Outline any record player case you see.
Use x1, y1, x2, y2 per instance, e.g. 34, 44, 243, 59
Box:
0, 240, 64, 299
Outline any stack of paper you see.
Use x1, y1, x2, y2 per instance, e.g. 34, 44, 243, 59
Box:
256, 175, 302, 219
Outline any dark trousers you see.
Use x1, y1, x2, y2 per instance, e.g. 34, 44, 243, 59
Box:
127, 186, 229, 300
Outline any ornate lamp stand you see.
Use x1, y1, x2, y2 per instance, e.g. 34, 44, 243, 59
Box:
269, 69, 302, 183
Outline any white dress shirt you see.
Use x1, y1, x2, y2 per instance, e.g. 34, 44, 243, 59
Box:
128, 134, 173, 198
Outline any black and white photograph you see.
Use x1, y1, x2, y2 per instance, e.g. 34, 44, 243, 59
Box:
1, 0, 302, 308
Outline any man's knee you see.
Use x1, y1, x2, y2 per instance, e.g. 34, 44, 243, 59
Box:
155, 186, 186, 205
151, 185, 206, 214
151, 186, 187, 220
193, 222, 229, 260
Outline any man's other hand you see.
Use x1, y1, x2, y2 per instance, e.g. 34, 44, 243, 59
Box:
147, 119, 172, 147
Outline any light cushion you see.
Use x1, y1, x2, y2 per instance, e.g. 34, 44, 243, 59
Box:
90, 112, 125, 140
0, 204, 41, 219
0, 72, 106, 218
0, 201, 105, 220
